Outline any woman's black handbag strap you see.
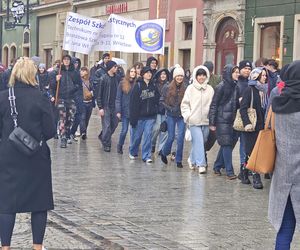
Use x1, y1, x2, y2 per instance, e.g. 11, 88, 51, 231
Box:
8, 87, 18, 128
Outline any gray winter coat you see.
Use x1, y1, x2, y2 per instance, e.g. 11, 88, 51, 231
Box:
268, 112, 300, 231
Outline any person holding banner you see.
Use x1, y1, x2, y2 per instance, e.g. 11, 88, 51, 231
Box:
129, 66, 159, 163
96, 61, 119, 152
50, 55, 81, 148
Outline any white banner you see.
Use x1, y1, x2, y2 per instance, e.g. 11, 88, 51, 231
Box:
63, 12, 106, 55
63, 12, 166, 55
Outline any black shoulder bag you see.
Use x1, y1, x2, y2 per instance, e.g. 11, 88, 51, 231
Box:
8, 87, 42, 156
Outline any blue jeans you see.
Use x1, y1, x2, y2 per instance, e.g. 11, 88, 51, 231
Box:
275, 196, 296, 250
213, 146, 235, 176
118, 117, 130, 146
239, 133, 246, 165
152, 114, 167, 152
189, 125, 209, 167
162, 116, 185, 163
80, 102, 94, 135
129, 119, 155, 161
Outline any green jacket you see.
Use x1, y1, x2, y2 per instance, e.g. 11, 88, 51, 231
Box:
208, 74, 222, 89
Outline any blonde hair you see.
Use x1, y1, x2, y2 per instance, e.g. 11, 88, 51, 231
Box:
9, 57, 37, 87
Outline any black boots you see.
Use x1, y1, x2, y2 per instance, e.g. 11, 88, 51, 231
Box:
253, 173, 263, 189
240, 166, 251, 184
117, 144, 123, 154
161, 154, 168, 164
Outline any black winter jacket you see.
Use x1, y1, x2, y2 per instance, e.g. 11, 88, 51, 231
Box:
129, 79, 159, 127
50, 64, 81, 100
0, 82, 56, 213
96, 73, 119, 110
209, 65, 239, 146
240, 86, 265, 131
115, 79, 135, 119
93, 65, 107, 98
160, 83, 185, 118
37, 72, 50, 96
238, 75, 249, 98
1, 68, 12, 91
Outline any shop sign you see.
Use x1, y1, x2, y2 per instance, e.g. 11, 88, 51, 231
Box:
106, 3, 128, 15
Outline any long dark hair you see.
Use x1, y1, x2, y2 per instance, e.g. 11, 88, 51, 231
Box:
166, 79, 185, 106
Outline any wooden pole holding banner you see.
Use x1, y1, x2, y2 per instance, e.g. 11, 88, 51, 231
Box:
54, 46, 64, 106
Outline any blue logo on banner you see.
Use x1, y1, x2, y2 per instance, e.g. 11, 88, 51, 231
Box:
135, 23, 163, 52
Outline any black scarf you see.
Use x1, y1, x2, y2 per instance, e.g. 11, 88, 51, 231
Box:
273, 60, 300, 114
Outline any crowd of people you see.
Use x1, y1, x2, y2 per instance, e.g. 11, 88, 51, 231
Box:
0, 54, 284, 184
0, 54, 299, 249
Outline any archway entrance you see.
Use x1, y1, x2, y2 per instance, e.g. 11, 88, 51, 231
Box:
215, 17, 239, 75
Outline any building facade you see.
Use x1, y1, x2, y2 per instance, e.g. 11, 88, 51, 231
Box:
1, 0, 39, 67
149, 0, 204, 71
244, 0, 300, 67
202, 0, 246, 74
1, 0, 150, 68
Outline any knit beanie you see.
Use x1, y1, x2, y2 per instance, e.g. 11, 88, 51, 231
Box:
106, 61, 117, 71
38, 63, 46, 69
173, 65, 184, 78
239, 60, 252, 70
141, 66, 152, 76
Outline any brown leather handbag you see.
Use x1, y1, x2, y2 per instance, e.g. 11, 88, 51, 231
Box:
246, 107, 276, 174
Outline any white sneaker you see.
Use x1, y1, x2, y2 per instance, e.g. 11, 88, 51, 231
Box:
129, 154, 137, 160
67, 138, 72, 144
199, 166, 207, 174
146, 159, 153, 164
70, 134, 78, 142
188, 158, 196, 170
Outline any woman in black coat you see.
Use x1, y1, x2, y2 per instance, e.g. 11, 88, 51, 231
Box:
0, 57, 56, 250
239, 67, 268, 189
209, 64, 240, 179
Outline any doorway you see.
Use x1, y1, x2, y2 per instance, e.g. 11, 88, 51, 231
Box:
215, 17, 239, 75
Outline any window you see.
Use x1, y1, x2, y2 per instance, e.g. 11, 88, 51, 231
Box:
23, 31, 30, 44
253, 17, 283, 67
260, 23, 280, 62
3, 46, 9, 67
163, 47, 169, 68
10, 46, 16, 60
44, 49, 52, 69
182, 49, 191, 71
184, 22, 193, 40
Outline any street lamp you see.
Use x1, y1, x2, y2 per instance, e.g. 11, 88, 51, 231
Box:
5, 0, 30, 30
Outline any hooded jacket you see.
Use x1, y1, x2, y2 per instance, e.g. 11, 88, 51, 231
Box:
146, 56, 158, 75
209, 64, 239, 146
129, 78, 159, 127
181, 66, 214, 126
153, 68, 170, 115
50, 61, 81, 100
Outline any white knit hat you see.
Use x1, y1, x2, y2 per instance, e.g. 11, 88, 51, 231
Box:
173, 65, 184, 78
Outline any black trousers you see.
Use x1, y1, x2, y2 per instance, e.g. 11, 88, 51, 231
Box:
0, 211, 47, 246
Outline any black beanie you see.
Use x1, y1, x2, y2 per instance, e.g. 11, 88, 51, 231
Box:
106, 61, 117, 71
203, 61, 214, 72
141, 66, 152, 76
239, 60, 252, 70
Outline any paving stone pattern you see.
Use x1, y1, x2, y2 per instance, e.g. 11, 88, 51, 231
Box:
9, 113, 300, 249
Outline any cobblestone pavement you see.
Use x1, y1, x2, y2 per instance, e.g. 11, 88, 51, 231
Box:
10, 113, 299, 249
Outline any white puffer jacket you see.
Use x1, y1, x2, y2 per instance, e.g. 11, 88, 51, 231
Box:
181, 65, 214, 126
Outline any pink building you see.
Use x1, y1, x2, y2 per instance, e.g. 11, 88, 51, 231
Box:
149, 0, 204, 71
